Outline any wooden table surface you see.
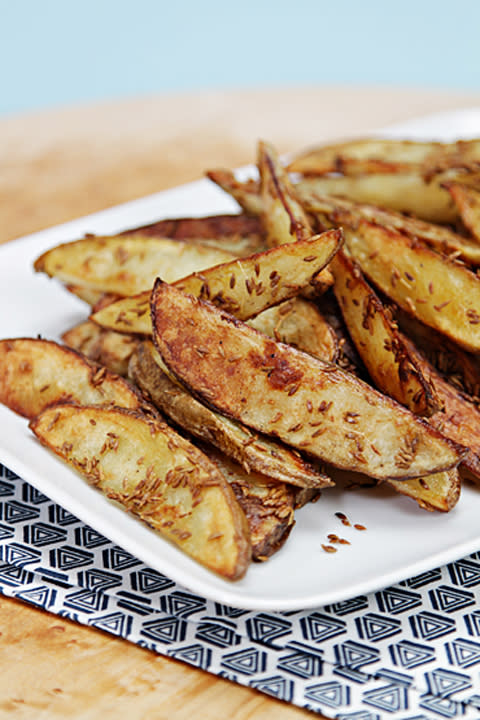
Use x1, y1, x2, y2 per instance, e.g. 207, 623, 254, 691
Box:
1, 86, 480, 719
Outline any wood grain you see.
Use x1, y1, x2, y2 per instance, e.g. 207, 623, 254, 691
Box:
1, 87, 480, 719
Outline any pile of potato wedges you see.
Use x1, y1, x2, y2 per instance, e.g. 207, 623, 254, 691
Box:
2, 135, 480, 580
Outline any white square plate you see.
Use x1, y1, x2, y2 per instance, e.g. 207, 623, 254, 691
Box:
1, 108, 480, 611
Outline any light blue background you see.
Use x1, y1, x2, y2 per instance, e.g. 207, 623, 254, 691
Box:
1, 0, 479, 116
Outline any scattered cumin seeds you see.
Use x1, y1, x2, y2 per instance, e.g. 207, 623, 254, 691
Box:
322, 544, 337, 553
335, 512, 351, 527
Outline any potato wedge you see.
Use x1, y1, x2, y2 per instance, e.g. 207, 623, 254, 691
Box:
288, 138, 480, 176
34, 235, 235, 297
400, 333, 480, 482
174, 227, 340, 317
129, 341, 332, 489
258, 140, 334, 293
331, 249, 439, 416
344, 220, 480, 353
61, 320, 139, 376
30, 405, 251, 580
151, 281, 464, 480
444, 182, 480, 243
207, 447, 296, 561
301, 190, 480, 266
91, 230, 342, 334
0, 338, 144, 418
259, 140, 317, 246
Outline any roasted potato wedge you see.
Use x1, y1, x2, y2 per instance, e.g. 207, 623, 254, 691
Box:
344, 220, 480, 353
91, 229, 342, 334
258, 140, 334, 293
259, 140, 319, 246
288, 138, 480, 176
34, 235, 235, 297
151, 280, 464, 480
173, 227, 341, 318
208, 447, 296, 561
444, 182, 480, 243
61, 320, 139, 376
301, 190, 480, 266
129, 341, 332, 489
30, 405, 251, 579
0, 338, 144, 418
331, 249, 439, 416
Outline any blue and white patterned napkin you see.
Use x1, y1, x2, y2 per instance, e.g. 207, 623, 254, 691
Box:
2, 462, 480, 719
